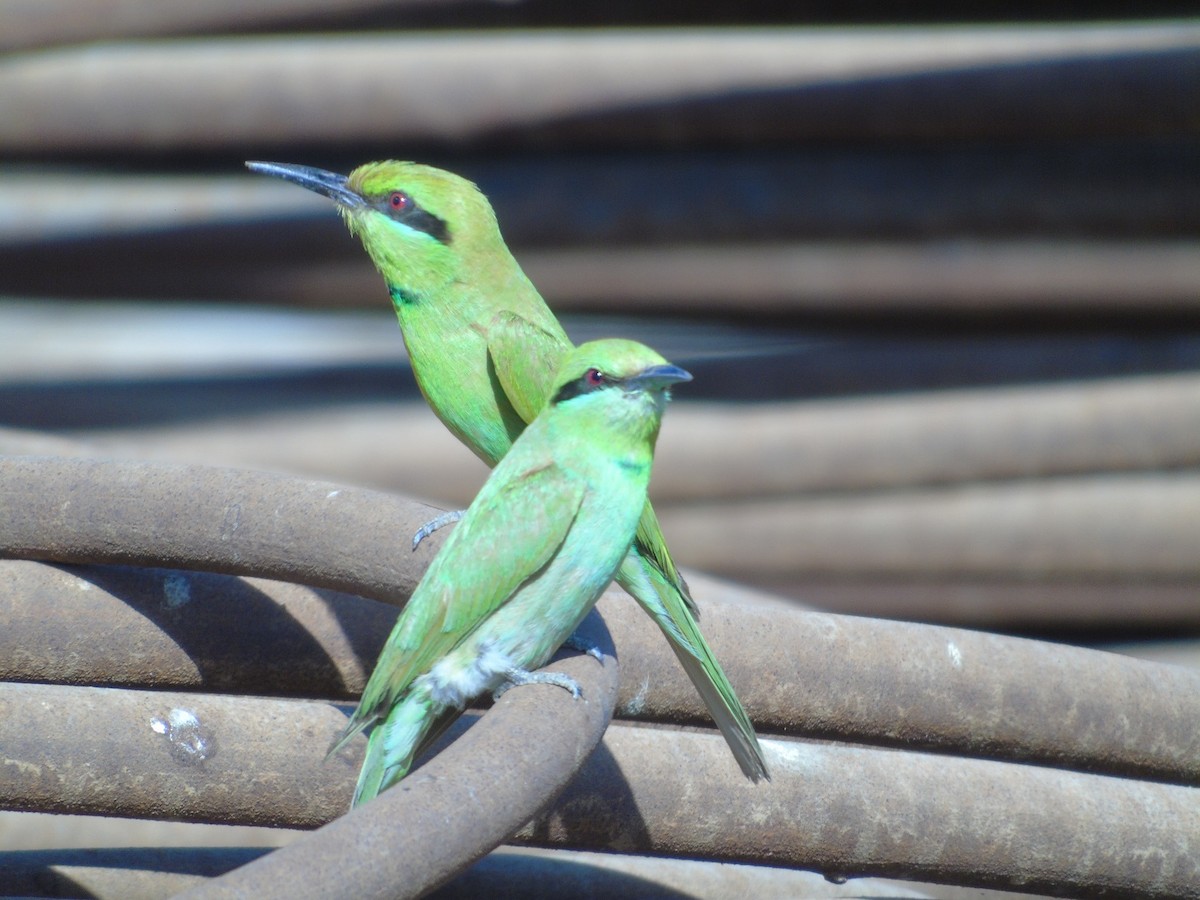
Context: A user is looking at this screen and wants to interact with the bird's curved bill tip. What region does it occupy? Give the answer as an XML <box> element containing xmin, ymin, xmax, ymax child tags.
<box><xmin>633</xmin><ymin>364</ymin><xmax>693</xmax><ymax>388</ymax></box>
<box><xmin>245</xmin><ymin>161</ymin><xmax>364</xmax><ymax>208</ymax></box>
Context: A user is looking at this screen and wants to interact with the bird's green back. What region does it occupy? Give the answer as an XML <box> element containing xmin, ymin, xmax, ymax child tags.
<box><xmin>333</xmin><ymin>339</ymin><xmax>676</xmax><ymax>758</ymax></box>
<box><xmin>247</xmin><ymin>158</ymin><xmax>769</xmax><ymax>782</ymax></box>
<box><xmin>345</xmin><ymin>162</ymin><xmax>571</xmax><ymax>465</ymax></box>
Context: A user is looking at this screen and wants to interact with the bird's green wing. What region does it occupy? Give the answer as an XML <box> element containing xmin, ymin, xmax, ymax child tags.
<box><xmin>342</xmin><ymin>462</ymin><xmax>586</xmax><ymax>744</ymax></box>
<box><xmin>433</xmin><ymin>461</ymin><xmax>585</xmax><ymax>634</ymax></box>
<box><xmin>484</xmin><ymin>310</ymin><xmax>767</xmax><ymax>783</ymax></box>
<box><xmin>483</xmin><ymin>310</ymin><xmax>572</xmax><ymax>424</ymax></box>
<box><xmin>486</xmin><ymin>310</ymin><xmax>695</xmax><ymax>613</ymax></box>
<box><xmin>632</xmin><ymin>500</ymin><xmax>697</xmax><ymax>615</ymax></box>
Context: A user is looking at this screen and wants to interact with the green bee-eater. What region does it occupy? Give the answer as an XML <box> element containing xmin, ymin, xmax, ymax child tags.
<box><xmin>248</xmin><ymin>160</ymin><xmax>768</xmax><ymax>782</ymax></box>
<box><xmin>332</xmin><ymin>339</ymin><xmax>690</xmax><ymax>804</ymax></box>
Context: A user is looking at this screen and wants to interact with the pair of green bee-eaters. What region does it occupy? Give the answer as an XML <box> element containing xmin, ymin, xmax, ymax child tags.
<box><xmin>248</xmin><ymin>160</ymin><xmax>769</xmax><ymax>805</ymax></box>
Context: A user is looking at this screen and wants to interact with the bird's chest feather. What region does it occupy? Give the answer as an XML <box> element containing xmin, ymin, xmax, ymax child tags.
<box><xmin>395</xmin><ymin>303</ymin><xmax>524</xmax><ymax>464</ymax></box>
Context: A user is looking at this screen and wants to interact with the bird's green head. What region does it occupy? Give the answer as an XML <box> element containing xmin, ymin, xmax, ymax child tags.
<box><xmin>246</xmin><ymin>160</ymin><xmax>509</xmax><ymax>306</ymax></box>
<box><xmin>547</xmin><ymin>339</ymin><xmax>691</xmax><ymax>443</ymax></box>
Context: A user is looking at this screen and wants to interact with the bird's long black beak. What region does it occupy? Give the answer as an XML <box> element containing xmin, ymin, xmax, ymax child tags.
<box><xmin>629</xmin><ymin>364</ymin><xmax>693</xmax><ymax>390</ymax></box>
<box><xmin>246</xmin><ymin>161</ymin><xmax>366</xmax><ymax>210</ymax></box>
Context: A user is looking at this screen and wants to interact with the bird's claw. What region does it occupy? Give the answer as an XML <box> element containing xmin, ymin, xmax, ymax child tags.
<box><xmin>411</xmin><ymin>509</ymin><xmax>465</xmax><ymax>550</ymax></box>
<box><xmin>563</xmin><ymin>632</ymin><xmax>605</xmax><ymax>663</ymax></box>
<box><xmin>496</xmin><ymin>666</ymin><xmax>582</xmax><ymax>701</ymax></box>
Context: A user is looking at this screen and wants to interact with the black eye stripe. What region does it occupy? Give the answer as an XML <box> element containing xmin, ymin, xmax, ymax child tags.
<box><xmin>373</xmin><ymin>193</ymin><xmax>451</xmax><ymax>244</ymax></box>
<box><xmin>552</xmin><ymin>370</ymin><xmax>617</xmax><ymax>405</ymax></box>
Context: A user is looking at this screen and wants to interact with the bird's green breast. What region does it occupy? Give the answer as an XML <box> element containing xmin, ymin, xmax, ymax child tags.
<box><xmin>391</xmin><ymin>290</ymin><xmax>526</xmax><ymax>466</ymax></box>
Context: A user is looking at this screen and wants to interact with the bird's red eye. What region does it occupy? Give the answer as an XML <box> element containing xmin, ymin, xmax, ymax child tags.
<box><xmin>586</xmin><ymin>368</ymin><xmax>605</xmax><ymax>386</ymax></box>
<box><xmin>389</xmin><ymin>191</ymin><xmax>411</xmax><ymax>210</ymax></box>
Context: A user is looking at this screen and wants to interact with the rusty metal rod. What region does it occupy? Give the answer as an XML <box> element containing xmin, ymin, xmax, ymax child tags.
<box><xmin>0</xmin><ymin>559</ymin><xmax>785</xmax><ymax>698</ymax></box>
<box><xmin>658</xmin><ymin>472</ymin><xmax>1200</xmax><ymax>579</ymax></box>
<box><xmin>4</xmin><ymin>456</ymin><xmax>1200</xmax><ymax>784</ymax></box>
<box><xmin>0</xmin><ymin>844</ymin><xmax>1040</xmax><ymax>899</ymax></box>
<box><xmin>516</xmin><ymin>727</ymin><xmax>1200</xmax><ymax>900</ymax></box>
<box><xmin>5</xmin><ymin>553</ymin><xmax>1200</xmax><ymax>787</ymax></box>
<box><xmin>523</xmin><ymin>240</ymin><xmax>1200</xmax><ymax>314</ymax></box>
<box><xmin>767</xmin><ymin>578</ymin><xmax>1200</xmax><ymax>629</ymax></box>
<box><xmin>0</xmin><ymin>560</ymin><xmax>389</xmax><ymax>698</ymax></box>
<box><xmin>0</xmin><ymin>681</ymin><xmax>357</xmax><ymax>826</ymax></box>
<box><xmin>0</xmin><ymin>0</ymin><xmax>411</xmax><ymax>52</ymax></box>
<box><xmin>32</xmin><ymin>239</ymin><xmax>1200</xmax><ymax>314</ymax></box>
<box><xmin>7</xmin><ymin>140</ymin><xmax>1197</xmax><ymax>248</ymax></box>
<box><xmin>1</xmin><ymin>26</ymin><xmax>1196</xmax><ymax>152</ymax></box>
<box><xmin>0</xmin><ymin>847</ymin><xmax>268</xmax><ymax>897</ymax></box>
<box><xmin>70</xmin><ymin>371</ymin><xmax>1200</xmax><ymax>506</ymax></box>
<box><xmin>651</xmin><ymin>372</ymin><xmax>1200</xmax><ymax>501</ymax></box>
<box><xmin>0</xmin><ymin>639</ymin><xmax>619</xmax><ymax>898</ymax></box>
<box><xmin>599</xmin><ymin>585</ymin><xmax>1200</xmax><ymax>786</ymax></box>
<box><xmin>4</xmin><ymin>168</ymin><xmax>1199</xmax><ymax>307</ymax></box>
<box><xmin>180</xmin><ymin>646</ymin><xmax>620</xmax><ymax>899</ymax></box>
<box><xmin>0</xmin><ymin>455</ymin><xmax>443</xmax><ymax>604</ymax></box>
<box><xmin>1</xmin><ymin>680</ymin><xmax>1194</xmax><ymax>898</ymax></box>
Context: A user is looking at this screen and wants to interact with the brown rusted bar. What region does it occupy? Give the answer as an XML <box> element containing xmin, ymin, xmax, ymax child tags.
<box><xmin>3</xmin><ymin>455</ymin><xmax>1200</xmax><ymax>785</ymax></box>
<box><xmin>5</xmin><ymin>552</ymin><xmax>1200</xmax><ymax>788</ymax></box>
<box><xmin>2</xmin><ymin>679</ymin><xmax>1194</xmax><ymax>899</ymax></box>
<box><xmin>6</xmin><ymin>148</ymin><xmax>1197</xmax><ymax>257</ymax></box>
<box><xmin>72</xmin><ymin>371</ymin><xmax>1200</xmax><ymax>506</ymax></box>
<box><xmin>651</xmin><ymin>372</ymin><xmax>1200</xmax><ymax>501</ymax></box>
<box><xmin>6</xmin><ymin>171</ymin><xmax>1200</xmax><ymax>308</ymax></box>
<box><xmin>515</xmin><ymin>726</ymin><xmax>1200</xmax><ymax>900</ymax></box>
<box><xmin>179</xmin><ymin>645</ymin><xmax>619</xmax><ymax>899</ymax></box>
<box><xmin>0</xmin><ymin>455</ymin><xmax>444</xmax><ymax>605</ymax></box>
<box><xmin>0</xmin><ymin>560</ymin><xmax>781</xmax><ymax>699</ymax></box>
<box><xmin>0</xmin><ymin>0</ymin><xmax>409</xmax><ymax>52</ymax></box>
<box><xmin>768</xmin><ymin>577</ymin><xmax>1200</xmax><ymax>629</ymax></box>
<box><xmin>0</xmin><ymin>642</ymin><xmax>619</xmax><ymax>897</ymax></box>
<box><xmin>0</xmin><ymin>681</ymin><xmax>355</xmax><ymax>825</ymax></box>
<box><xmin>1</xmin><ymin>26</ymin><xmax>1196</xmax><ymax>152</ymax></box>
<box><xmin>658</xmin><ymin>473</ymin><xmax>1200</xmax><ymax>580</ymax></box>
<box><xmin>0</xmin><ymin>559</ymin><xmax>390</xmax><ymax>697</ymax></box>
<box><xmin>524</xmin><ymin>240</ymin><xmax>1200</xmax><ymax>314</ymax></box>
<box><xmin>0</xmin><ymin>846</ymin><xmax>1048</xmax><ymax>900</ymax></box>
<box><xmin>597</xmin><ymin>586</ymin><xmax>1200</xmax><ymax>786</ymax></box>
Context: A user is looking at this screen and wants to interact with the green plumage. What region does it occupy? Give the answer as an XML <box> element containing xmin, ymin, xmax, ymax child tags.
<box><xmin>248</xmin><ymin>159</ymin><xmax>768</xmax><ymax>783</ymax></box>
<box><xmin>329</xmin><ymin>340</ymin><xmax>689</xmax><ymax>804</ymax></box>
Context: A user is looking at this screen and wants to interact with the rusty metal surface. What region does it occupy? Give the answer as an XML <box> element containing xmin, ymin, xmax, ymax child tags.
<box><xmin>769</xmin><ymin>578</ymin><xmax>1200</xmax><ymax>629</ymax></box>
<box><xmin>0</xmin><ymin>681</ymin><xmax>354</xmax><ymax>826</ymax></box>
<box><xmin>0</xmin><ymin>560</ymin><xmax>387</xmax><ymax>696</ymax></box>
<box><xmin>4</xmin><ymin>454</ymin><xmax>1200</xmax><ymax>896</ymax></box>
<box><xmin>3</xmin><ymin>452</ymin><xmax>1199</xmax><ymax>786</ymax></box>
<box><xmin>5</xmin><ymin>553</ymin><xmax>1200</xmax><ymax>789</ymax></box>
<box><xmin>2</xmin><ymin>27</ymin><xmax>1196</xmax><ymax>153</ymax></box>
<box><xmin>3</xmin><ymin>677</ymin><xmax>1195</xmax><ymax>899</ymax></box>
<box><xmin>599</xmin><ymin>588</ymin><xmax>1200</xmax><ymax>785</ymax></box>
<box><xmin>0</xmin><ymin>647</ymin><xmax>619</xmax><ymax>898</ymax></box>
<box><xmin>0</xmin><ymin>845</ymin><xmax>1051</xmax><ymax>899</ymax></box>
<box><xmin>659</xmin><ymin>473</ymin><xmax>1200</xmax><ymax>581</ymax></box>
<box><xmin>517</xmin><ymin>726</ymin><xmax>1200</xmax><ymax>900</ymax></box>
<box><xmin>177</xmin><ymin>645</ymin><xmax>619</xmax><ymax>900</ymax></box>
<box><xmin>0</xmin><ymin>848</ymin><xmax>267</xmax><ymax>899</ymax></box>
<box><xmin>0</xmin><ymin>455</ymin><xmax>443</xmax><ymax>604</ymax></box>
<box><xmin>40</xmin><ymin>371</ymin><xmax>1200</xmax><ymax>512</ymax></box>
<box><xmin>0</xmin><ymin>454</ymin><xmax>622</xmax><ymax>896</ymax></box>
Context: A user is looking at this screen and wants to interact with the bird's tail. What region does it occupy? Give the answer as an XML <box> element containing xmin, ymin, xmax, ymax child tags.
<box><xmin>618</xmin><ymin>538</ymin><xmax>769</xmax><ymax>782</ymax></box>
<box><xmin>351</xmin><ymin>695</ymin><xmax>437</xmax><ymax>807</ymax></box>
